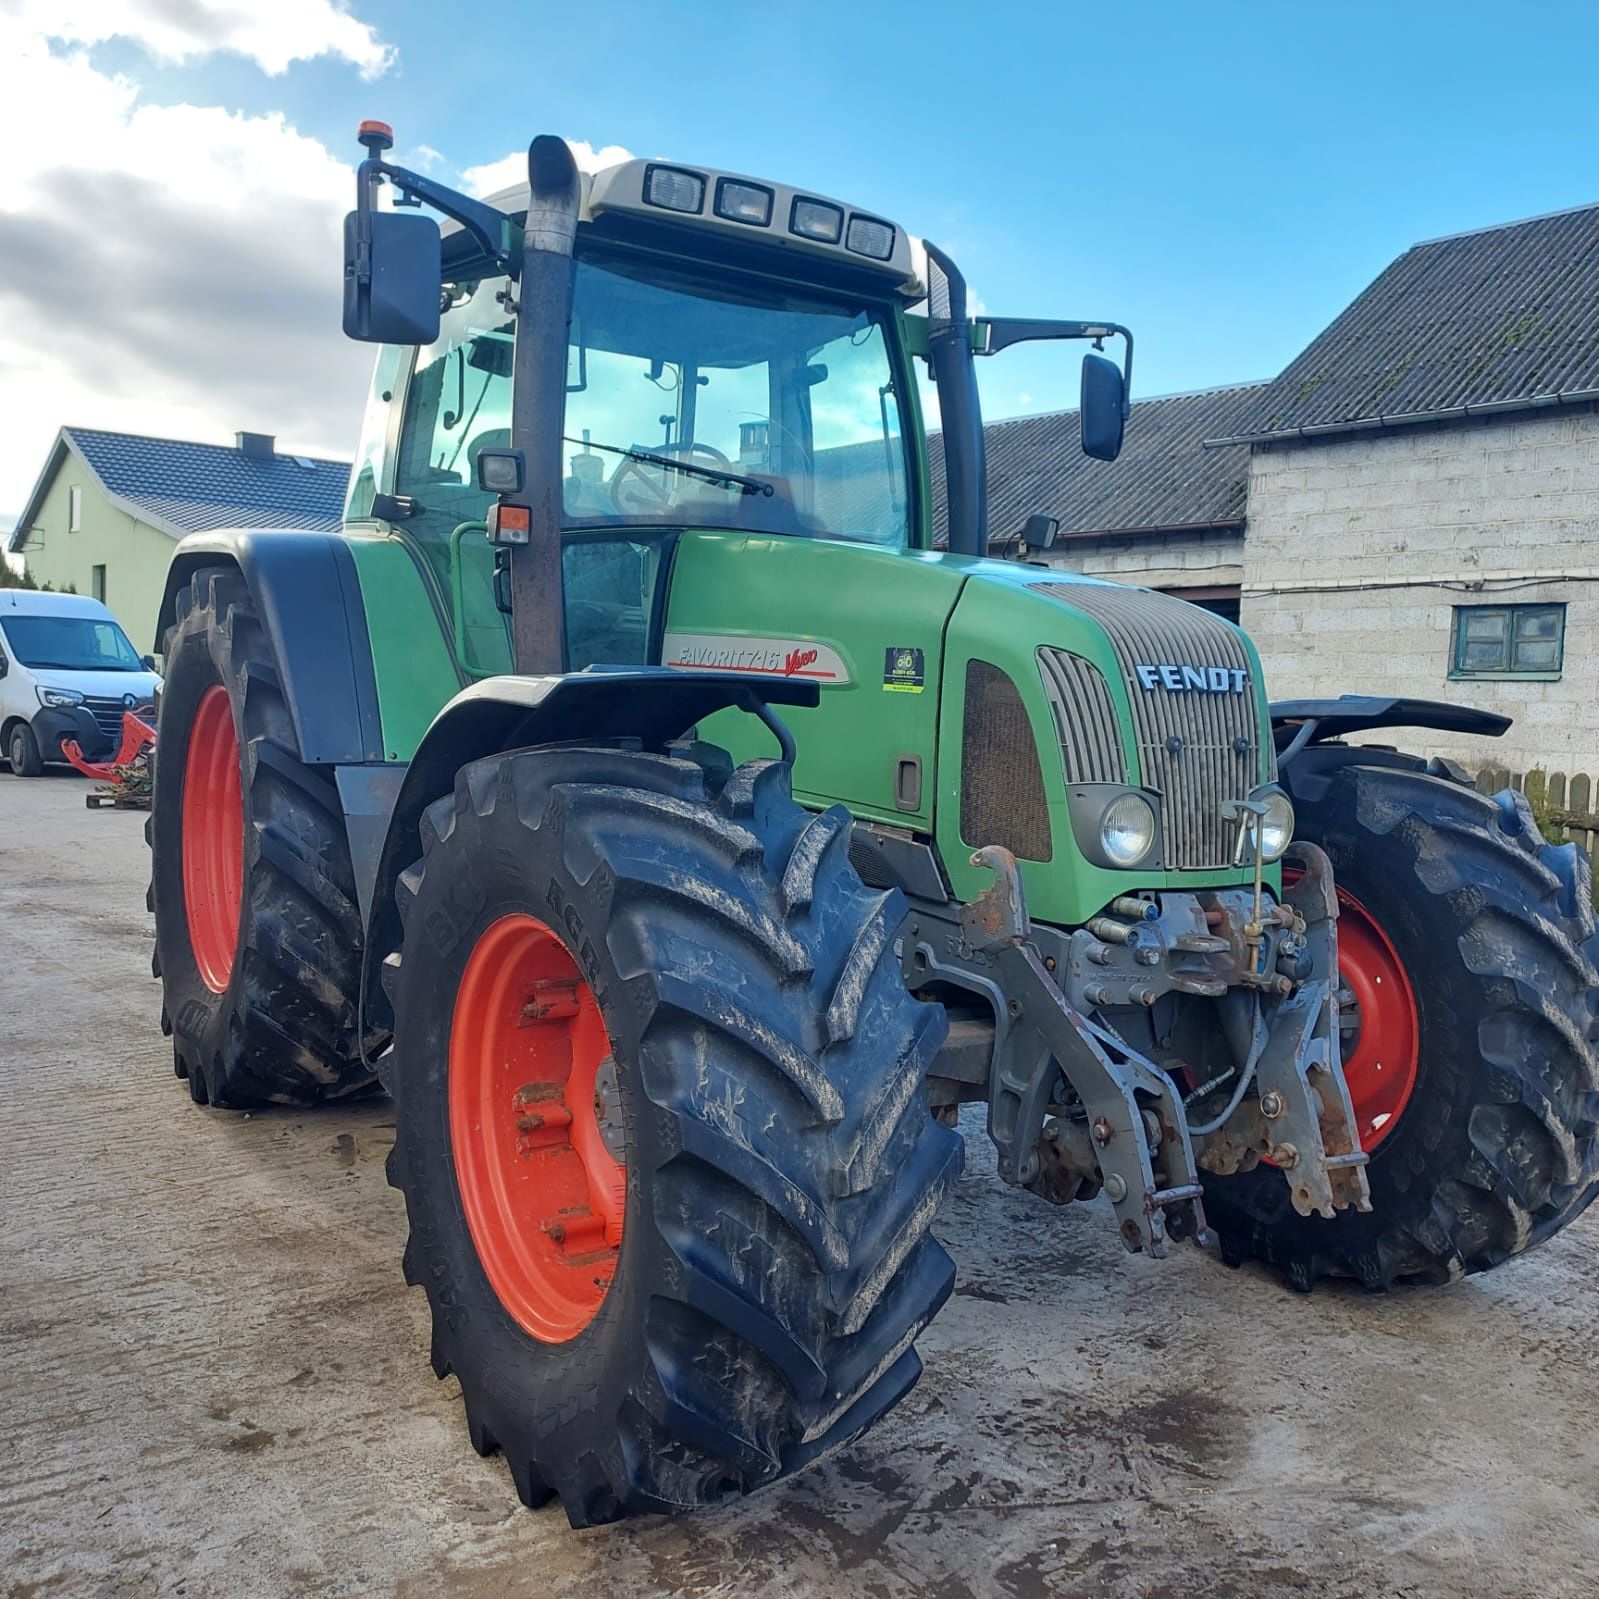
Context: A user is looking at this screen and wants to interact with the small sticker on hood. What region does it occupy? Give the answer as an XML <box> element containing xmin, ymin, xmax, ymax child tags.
<box><xmin>882</xmin><ymin>646</ymin><xmax>925</xmax><ymax>693</ymax></box>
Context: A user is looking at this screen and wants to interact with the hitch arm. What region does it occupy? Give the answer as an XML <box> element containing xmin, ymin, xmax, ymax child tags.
<box><xmin>961</xmin><ymin>847</ymin><xmax>1207</xmax><ymax>1257</ymax></box>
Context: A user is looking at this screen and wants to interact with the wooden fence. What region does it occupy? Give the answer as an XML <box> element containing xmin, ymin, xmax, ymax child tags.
<box><xmin>1474</xmin><ymin>766</ymin><xmax>1599</xmax><ymax>859</ymax></box>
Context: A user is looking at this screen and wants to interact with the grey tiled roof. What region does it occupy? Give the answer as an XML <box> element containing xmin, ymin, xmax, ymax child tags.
<box><xmin>66</xmin><ymin>428</ymin><xmax>350</xmax><ymax>533</ymax></box>
<box><xmin>1213</xmin><ymin>202</ymin><xmax>1599</xmax><ymax>444</ymax></box>
<box><xmin>931</xmin><ymin>381</ymin><xmax>1265</xmax><ymax>547</ymax></box>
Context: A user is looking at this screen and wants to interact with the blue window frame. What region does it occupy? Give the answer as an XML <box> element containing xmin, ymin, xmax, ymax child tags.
<box><xmin>1450</xmin><ymin>602</ymin><xmax>1565</xmax><ymax>680</ymax></box>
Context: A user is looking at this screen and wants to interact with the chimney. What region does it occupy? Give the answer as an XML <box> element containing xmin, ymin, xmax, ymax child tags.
<box><xmin>236</xmin><ymin>431</ymin><xmax>275</xmax><ymax>462</ymax></box>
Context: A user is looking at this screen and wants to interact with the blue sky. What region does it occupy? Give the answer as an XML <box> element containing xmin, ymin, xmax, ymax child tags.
<box><xmin>5</xmin><ymin>0</ymin><xmax>1599</xmax><ymax>518</ymax></box>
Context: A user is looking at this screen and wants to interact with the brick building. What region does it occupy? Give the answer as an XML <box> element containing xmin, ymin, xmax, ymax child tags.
<box><xmin>1210</xmin><ymin>203</ymin><xmax>1599</xmax><ymax>775</ymax></box>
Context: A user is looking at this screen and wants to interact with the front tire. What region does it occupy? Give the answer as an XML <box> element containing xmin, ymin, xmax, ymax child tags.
<box><xmin>383</xmin><ymin>744</ymin><xmax>960</xmax><ymax>1525</ymax></box>
<box><xmin>148</xmin><ymin>566</ymin><xmax>373</xmax><ymax>1107</ymax></box>
<box><xmin>8</xmin><ymin>722</ymin><xmax>42</xmax><ymax>777</ymax></box>
<box><xmin>1203</xmin><ymin>754</ymin><xmax>1599</xmax><ymax>1288</ymax></box>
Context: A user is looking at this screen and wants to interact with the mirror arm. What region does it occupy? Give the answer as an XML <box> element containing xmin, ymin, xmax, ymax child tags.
<box><xmin>356</xmin><ymin>149</ymin><xmax>521</xmax><ymax>279</ymax></box>
<box><xmin>977</xmin><ymin>318</ymin><xmax>1134</xmax><ymax>418</ymax></box>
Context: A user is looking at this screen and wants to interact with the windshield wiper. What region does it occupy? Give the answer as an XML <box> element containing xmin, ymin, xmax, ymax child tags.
<box><xmin>562</xmin><ymin>437</ymin><xmax>774</xmax><ymax>498</ymax></box>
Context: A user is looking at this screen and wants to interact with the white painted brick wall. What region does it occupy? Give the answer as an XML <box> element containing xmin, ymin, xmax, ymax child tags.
<box><xmin>1242</xmin><ymin>408</ymin><xmax>1599</xmax><ymax>775</ymax></box>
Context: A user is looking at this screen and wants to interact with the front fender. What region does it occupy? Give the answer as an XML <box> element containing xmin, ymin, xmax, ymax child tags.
<box><xmin>156</xmin><ymin>530</ymin><xmax>385</xmax><ymax>765</ymax></box>
<box><xmin>361</xmin><ymin>668</ymin><xmax>819</xmax><ymax>1031</ymax></box>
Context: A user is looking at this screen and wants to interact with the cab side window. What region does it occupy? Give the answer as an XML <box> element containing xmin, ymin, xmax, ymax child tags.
<box><xmin>394</xmin><ymin>277</ymin><xmax>515</xmax><ymax>547</ymax></box>
<box><xmin>344</xmin><ymin>344</ymin><xmax>406</xmax><ymax>523</ymax></box>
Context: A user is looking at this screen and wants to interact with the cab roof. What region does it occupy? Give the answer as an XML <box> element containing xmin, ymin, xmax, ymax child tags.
<box><xmin>466</xmin><ymin>151</ymin><xmax>921</xmax><ymax>298</ymax></box>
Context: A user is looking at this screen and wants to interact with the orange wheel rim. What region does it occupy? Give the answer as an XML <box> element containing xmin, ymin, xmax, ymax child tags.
<box><xmin>1332</xmin><ymin>881</ymin><xmax>1420</xmax><ymax>1151</ymax></box>
<box><xmin>1286</xmin><ymin>868</ymin><xmax>1420</xmax><ymax>1151</ymax></box>
<box><xmin>449</xmin><ymin>913</ymin><xmax>626</xmax><ymax>1343</ymax></box>
<box><xmin>181</xmin><ymin>684</ymin><xmax>243</xmax><ymax>994</ymax></box>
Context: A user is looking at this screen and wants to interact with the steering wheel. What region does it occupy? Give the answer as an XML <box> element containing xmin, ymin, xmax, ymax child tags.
<box><xmin>610</xmin><ymin>441</ymin><xmax>734</xmax><ymax>514</ymax></box>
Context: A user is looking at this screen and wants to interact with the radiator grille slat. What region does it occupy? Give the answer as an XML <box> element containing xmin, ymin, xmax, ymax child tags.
<box><xmin>81</xmin><ymin>696</ymin><xmax>135</xmax><ymax>743</ymax></box>
<box><xmin>1037</xmin><ymin>650</ymin><xmax>1127</xmax><ymax>785</ymax></box>
<box><xmin>1035</xmin><ymin>583</ymin><xmax>1263</xmax><ymax>870</ymax></box>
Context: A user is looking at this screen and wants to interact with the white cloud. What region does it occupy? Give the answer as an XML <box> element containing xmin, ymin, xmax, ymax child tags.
<box><xmin>0</xmin><ymin>17</ymin><xmax>381</xmax><ymax>517</ymax></box>
<box><xmin>6</xmin><ymin>0</ymin><xmax>396</xmax><ymax>77</ymax></box>
<box><xmin>462</xmin><ymin>140</ymin><xmax>636</xmax><ymax>200</ymax></box>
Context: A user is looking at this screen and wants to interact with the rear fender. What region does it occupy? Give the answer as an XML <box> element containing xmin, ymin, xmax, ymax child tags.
<box><xmin>1271</xmin><ymin>694</ymin><xmax>1510</xmax><ymax>745</ymax></box>
<box><xmin>361</xmin><ymin>669</ymin><xmax>820</xmax><ymax>1032</ymax></box>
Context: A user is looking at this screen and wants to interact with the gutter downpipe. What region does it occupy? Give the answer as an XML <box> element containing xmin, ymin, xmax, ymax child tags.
<box><xmin>924</xmin><ymin>241</ymin><xmax>987</xmax><ymax>558</ymax></box>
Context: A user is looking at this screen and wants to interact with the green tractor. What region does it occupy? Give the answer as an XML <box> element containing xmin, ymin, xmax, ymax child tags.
<box><xmin>147</xmin><ymin>124</ymin><xmax>1599</xmax><ymax>1526</ymax></box>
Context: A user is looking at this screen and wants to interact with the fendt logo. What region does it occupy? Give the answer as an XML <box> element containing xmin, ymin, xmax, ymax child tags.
<box><xmin>1135</xmin><ymin>663</ymin><xmax>1250</xmax><ymax>694</ymax></box>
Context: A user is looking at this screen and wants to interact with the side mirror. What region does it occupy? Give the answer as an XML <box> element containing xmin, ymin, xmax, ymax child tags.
<box><xmin>1080</xmin><ymin>353</ymin><xmax>1126</xmax><ymax>462</ymax></box>
<box><xmin>343</xmin><ymin>209</ymin><xmax>442</xmax><ymax>344</ymax></box>
<box><xmin>1021</xmin><ymin>513</ymin><xmax>1059</xmax><ymax>551</ymax></box>
<box><xmin>142</xmin><ymin>654</ymin><xmax>157</xmax><ymax>672</ymax></box>
<box><xmin>0</xmin><ymin>653</ymin><xmax>8</xmax><ymax>679</ymax></box>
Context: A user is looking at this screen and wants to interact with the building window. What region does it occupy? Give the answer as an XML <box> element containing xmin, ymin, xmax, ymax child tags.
<box><xmin>91</xmin><ymin>565</ymin><xmax>107</xmax><ymax>603</ymax></box>
<box><xmin>68</xmin><ymin>485</ymin><xmax>82</xmax><ymax>533</ymax></box>
<box><xmin>1451</xmin><ymin>603</ymin><xmax>1565</xmax><ymax>679</ymax></box>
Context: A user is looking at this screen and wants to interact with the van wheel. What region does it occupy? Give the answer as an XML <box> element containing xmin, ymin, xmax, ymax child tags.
<box><xmin>8</xmin><ymin>723</ymin><xmax>43</xmax><ymax>777</ymax></box>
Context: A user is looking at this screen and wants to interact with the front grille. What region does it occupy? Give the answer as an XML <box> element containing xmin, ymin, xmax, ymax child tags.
<box><xmin>81</xmin><ymin>696</ymin><xmax>134</xmax><ymax>744</ymax></box>
<box><xmin>1037</xmin><ymin>649</ymin><xmax>1128</xmax><ymax>784</ymax></box>
<box><xmin>1035</xmin><ymin>584</ymin><xmax>1265</xmax><ymax>870</ymax></box>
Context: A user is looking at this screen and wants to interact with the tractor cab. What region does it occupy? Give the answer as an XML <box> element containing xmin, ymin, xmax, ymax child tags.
<box><xmin>341</xmin><ymin>127</ymin><xmax>1131</xmax><ymax>686</ymax></box>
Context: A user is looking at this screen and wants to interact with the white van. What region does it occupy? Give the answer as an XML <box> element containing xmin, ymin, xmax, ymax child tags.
<box><xmin>0</xmin><ymin>590</ymin><xmax>162</xmax><ymax>776</ymax></box>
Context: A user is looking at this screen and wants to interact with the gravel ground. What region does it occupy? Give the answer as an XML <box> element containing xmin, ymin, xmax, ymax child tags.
<box><xmin>3</xmin><ymin>767</ymin><xmax>1598</xmax><ymax>1599</ymax></box>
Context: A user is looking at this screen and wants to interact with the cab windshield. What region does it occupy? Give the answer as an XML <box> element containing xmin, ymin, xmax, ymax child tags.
<box><xmin>3</xmin><ymin>614</ymin><xmax>143</xmax><ymax>672</ymax></box>
<box><xmin>562</xmin><ymin>247</ymin><xmax>912</xmax><ymax>545</ymax></box>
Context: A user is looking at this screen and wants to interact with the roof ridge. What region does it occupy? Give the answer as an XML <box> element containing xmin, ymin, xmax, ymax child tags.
<box><xmin>1409</xmin><ymin>196</ymin><xmax>1599</xmax><ymax>250</ymax></box>
<box><xmin>64</xmin><ymin>425</ymin><xmax>348</xmax><ymax>467</ymax></box>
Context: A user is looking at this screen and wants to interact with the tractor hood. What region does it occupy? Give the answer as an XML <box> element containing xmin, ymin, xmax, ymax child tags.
<box><xmin>936</xmin><ymin>557</ymin><xmax>1273</xmax><ymax>918</ymax></box>
<box><xmin>662</xmin><ymin>530</ymin><xmax>1272</xmax><ymax>927</ymax></box>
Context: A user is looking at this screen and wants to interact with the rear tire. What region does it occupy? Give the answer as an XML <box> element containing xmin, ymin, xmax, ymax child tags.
<box><xmin>8</xmin><ymin>723</ymin><xmax>42</xmax><ymax>777</ymax></box>
<box><xmin>1203</xmin><ymin>754</ymin><xmax>1599</xmax><ymax>1288</ymax></box>
<box><xmin>148</xmin><ymin>565</ymin><xmax>374</xmax><ymax>1107</ymax></box>
<box><xmin>382</xmin><ymin>744</ymin><xmax>960</xmax><ymax>1525</ymax></box>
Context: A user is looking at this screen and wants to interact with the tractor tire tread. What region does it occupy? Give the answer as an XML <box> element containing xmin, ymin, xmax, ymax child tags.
<box><xmin>148</xmin><ymin>564</ymin><xmax>374</xmax><ymax>1108</ymax></box>
<box><xmin>383</xmin><ymin>744</ymin><xmax>958</xmax><ymax>1526</ymax></box>
<box><xmin>1204</xmin><ymin>758</ymin><xmax>1599</xmax><ymax>1288</ymax></box>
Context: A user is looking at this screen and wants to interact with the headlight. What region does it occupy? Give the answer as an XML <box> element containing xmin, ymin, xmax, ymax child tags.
<box><xmin>714</xmin><ymin>178</ymin><xmax>773</xmax><ymax>227</ymax></box>
<box><xmin>845</xmin><ymin>214</ymin><xmax>896</xmax><ymax>260</ymax></box>
<box><xmin>37</xmin><ymin>686</ymin><xmax>84</xmax><ymax>709</ymax></box>
<box><xmin>790</xmin><ymin>196</ymin><xmax>844</xmax><ymax>243</ymax></box>
<box><xmin>642</xmin><ymin>164</ymin><xmax>704</xmax><ymax>214</ymax></box>
<box><xmin>1252</xmin><ymin>785</ymin><xmax>1295</xmax><ymax>862</ymax></box>
<box><xmin>1101</xmin><ymin>792</ymin><xmax>1157</xmax><ymax>867</ymax></box>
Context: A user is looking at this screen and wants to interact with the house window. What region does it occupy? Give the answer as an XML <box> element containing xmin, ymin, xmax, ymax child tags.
<box><xmin>68</xmin><ymin>485</ymin><xmax>82</xmax><ymax>533</ymax></box>
<box><xmin>1451</xmin><ymin>603</ymin><xmax>1565</xmax><ymax>679</ymax></box>
<box><xmin>91</xmin><ymin>565</ymin><xmax>107</xmax><ymax>603</ymax></box>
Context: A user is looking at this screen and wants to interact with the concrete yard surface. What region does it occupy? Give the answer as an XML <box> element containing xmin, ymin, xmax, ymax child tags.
<box><xmin>3</xmin><ymin>767</ymin><xmax>1598</xmax><ymax>1598</ymax></box>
